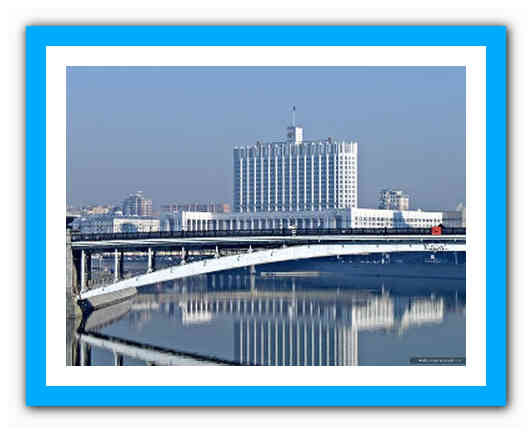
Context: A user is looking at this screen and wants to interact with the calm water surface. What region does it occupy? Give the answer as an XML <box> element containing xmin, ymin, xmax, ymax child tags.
<box><xmin>71</xmin><ymin>264</ymin><xmax>466</xmax><ymax>366</ymax></box>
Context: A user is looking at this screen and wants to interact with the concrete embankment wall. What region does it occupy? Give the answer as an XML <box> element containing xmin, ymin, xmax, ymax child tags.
<box><xmin>66</xmin><ymin>229</ymin><xmax>83</xmax><ymax>318</ymax></box>
<box><xmin>79</xmin><ymin>287</ymin><xmax>137</xmax><ymax>313</ymax></box>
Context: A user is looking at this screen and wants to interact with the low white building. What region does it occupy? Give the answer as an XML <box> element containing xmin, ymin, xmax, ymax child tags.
<box><xmin>78</xmin><ymin>215</ymin><xmax>160</xmax><ymax>234</ymax></box>
<box><xmin>162</xmin><ymin>208</ymin><xmax>443</xmax><ymax>232</ymax></box>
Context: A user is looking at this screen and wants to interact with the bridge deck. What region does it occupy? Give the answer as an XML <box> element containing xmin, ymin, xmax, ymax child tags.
<box><xmin>72</xmin><ymin>234</ymin><xmax>466</xmax><ymax>251</ymax></box>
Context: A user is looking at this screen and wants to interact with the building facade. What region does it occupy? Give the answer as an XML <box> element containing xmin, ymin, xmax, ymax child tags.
<box><xmin>172</xmin><ymin>208</ymin><xmax>443</xmax><ymax>232</ymax></box>
<box><xmin>378</xmin><ymin>189</ymin><xmax>410</xmax><ymax>211</ymax></box>
<box><xmin>122</xmin><ymin>191</ymin><xmax>153</xmax><ymax>217</ymax></box>
<box><xmin>441</xmin><ymin>211</ymin><xmax>463</xmax><ymax>228</ymax></box>
<box><xmin>233</xmin><ymin>124</ymin><xmax>358</xmax><ymax>213</ymax></box>
<box><xmin>81</xmin><ymin>205</ymin><xmax>111</xmax><ymax>216</ymax></box>
<box><xmin>441</xmin><ymin>206</ymin><xmax>466</xmax><ymax>228</ymax></box>
<box><xmin>161</xmin><ymin>202</ymin><xmax>230</xmax><ymax>214</ymax></box>
<box><xmin>77</xmin><ymin>215</ymin><xmax>160</xmax><ymax>234</ymax></box>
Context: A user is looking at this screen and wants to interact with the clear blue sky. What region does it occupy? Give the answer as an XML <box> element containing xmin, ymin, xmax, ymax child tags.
<box><xmin>67</xmin><ymin>66</ymin><xmax>465</xmax><ymax>211</ymax></box>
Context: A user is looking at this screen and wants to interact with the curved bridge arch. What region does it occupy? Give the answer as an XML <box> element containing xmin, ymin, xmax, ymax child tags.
<box><xmin>81</xmin><ymin>242</ymin><xmax>465</xmax><ymax>301</ymax></box>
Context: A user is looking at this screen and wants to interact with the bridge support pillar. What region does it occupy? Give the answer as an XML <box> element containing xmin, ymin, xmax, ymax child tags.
<box><xmin>180</xmin><ymin>247</ymin><xmax>187</xmax><ymax>265</ymax></box>
<box><xmin>249</xmin><ymin>264</ymin><xmax>256</xmax><ymax>275</ymax></box>
<box><xmin>80</xmin><ymin>249</ymin><xmax>91</xmax><ymax>293</ymax></box>
<box><xmin>80</xmin><ymin>250</ymin><xmax>86</xmax><ymax>292</ymax></box>
<box><xmin>114</xmin><ymin>249</ymin><xmax>124</xmax><ymax>282</ymax></box>
<box><xmin>148</xmin><ymin>248</ymin><xmax>155</xmax><ymax>273</ymax></box>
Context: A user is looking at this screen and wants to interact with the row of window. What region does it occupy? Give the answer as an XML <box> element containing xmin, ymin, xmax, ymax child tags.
<box><xmin>353</xmin><ymin>216</ymin><xmax>439</xmax><ymax>223</ymax></box>
<box><xmin>183</xmin><ymin>219</ymin><xmax>437</xmax><ymax>229</ymax></box>
<box><xmin>233</xmin><ymin>148</ymin><xmax>357</xmax><ymax>157</ymax></box>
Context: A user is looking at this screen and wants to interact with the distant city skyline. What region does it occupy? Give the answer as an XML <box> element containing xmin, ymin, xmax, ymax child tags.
<box><xmin>67</xmin><ymin>66</ymin><xmax>466</xmax><ymax>211</ymax></box>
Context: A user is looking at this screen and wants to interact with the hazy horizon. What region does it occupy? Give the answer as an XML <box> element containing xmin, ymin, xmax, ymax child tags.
<box><xmin>67</xmin><ymin>66</ymin><xmax>466</xmax><ymax>212</ymax></box>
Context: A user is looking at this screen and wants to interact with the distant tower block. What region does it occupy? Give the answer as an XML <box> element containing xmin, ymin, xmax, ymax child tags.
<box><xmin>378</xmin><ymin>189</ymin><xmax>410</xmax><ymax>211</ymax></box>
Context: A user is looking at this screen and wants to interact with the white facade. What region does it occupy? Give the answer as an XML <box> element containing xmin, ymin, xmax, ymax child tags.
<box><xmin>174</xmin><ymin>208</ymin><xmax>443</xmax><ymax>232</ymax></box>
<box><xmin>78</xmin><ymin>215</ymin><xmax>160</xmax><ymax>234</ymax></box>
<box><xmin>233</xmin><ymin>125</ymin><xmax>358</xmax><ymax>213</ymax></box>
<box><xmin>345</xmin><ymin>208</ymin><xmax>441</xmax><ymax>229</ymax></box>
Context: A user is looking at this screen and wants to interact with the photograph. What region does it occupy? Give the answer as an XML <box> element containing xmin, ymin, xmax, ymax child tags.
<box><xmin>24</xmin><ymin>25</ymin><xmax>506</xmax><ymax>406</ymax></box>
<box><xmin>66</xmin><ymin>65</ymin><xmax>467</xmax><ymax>367</ymax></box>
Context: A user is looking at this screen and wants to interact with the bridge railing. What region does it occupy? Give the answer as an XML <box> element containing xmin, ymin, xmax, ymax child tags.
<box><xmin>71</xmin><ymin>227</ymin><xmax>466</xmax><ymax>242</ymax></box>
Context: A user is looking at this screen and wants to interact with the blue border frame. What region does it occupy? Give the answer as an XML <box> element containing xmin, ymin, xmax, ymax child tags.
<box><xmin>26</xmin><ymin>26</ymin><xmax>506</xmax><ymax>406</ymax></box>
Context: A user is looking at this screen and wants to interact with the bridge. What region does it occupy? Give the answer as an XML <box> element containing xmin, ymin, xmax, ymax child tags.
<box><xmin>66</xmin><ymin>227</ymin><xmax>466</xmax><ymax>318</ymax></box>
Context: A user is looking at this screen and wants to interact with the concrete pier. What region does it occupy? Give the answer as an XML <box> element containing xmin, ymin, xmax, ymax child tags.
<box><xmin>66</xmin><ymin>228</ymin><xmax>83</xmax><ymax>319</ymax></box>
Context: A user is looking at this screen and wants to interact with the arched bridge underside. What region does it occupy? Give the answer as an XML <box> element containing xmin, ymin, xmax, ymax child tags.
<box><xmin>80</xmin><ymin>241</ymin><xmax>465</xmax><ymax>302</ymax></box>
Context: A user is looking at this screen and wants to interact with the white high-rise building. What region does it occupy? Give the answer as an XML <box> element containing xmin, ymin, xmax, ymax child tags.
<box><xmin>233</xmin><ymin>111</ymin><xmax>358</xmax><ymax>213</ymax></box>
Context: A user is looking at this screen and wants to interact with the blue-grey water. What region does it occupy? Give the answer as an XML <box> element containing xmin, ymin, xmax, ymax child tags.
<box><xmin>72</xmin><ymin>258</ymin><xmax>466</xmax><ymax>366</ymax></box>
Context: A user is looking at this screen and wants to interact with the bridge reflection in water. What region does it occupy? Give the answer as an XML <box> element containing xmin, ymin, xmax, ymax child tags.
<box><xmin>68</xmin><ymin>272</ymin><xmax>465</xmax><ymax>366</ymax></box>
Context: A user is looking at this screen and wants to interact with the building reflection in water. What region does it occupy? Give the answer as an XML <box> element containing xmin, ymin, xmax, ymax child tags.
<box><xmin>70</xmin><ymin>271</ymin><xmax>465</xmax><ymax>366</ymax></box>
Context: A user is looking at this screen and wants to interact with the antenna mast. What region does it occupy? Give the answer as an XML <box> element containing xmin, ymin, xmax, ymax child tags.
<box><xmin>292</xmin><ymin>105</ymin><xmax>296</xmax><ymax>127</ymax></box>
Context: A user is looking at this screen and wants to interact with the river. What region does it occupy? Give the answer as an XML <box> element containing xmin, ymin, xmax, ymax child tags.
<box><xmin>69</xmin><ymin>257</ymin><xmax>466</xmax><ymax>366</ymax></box>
